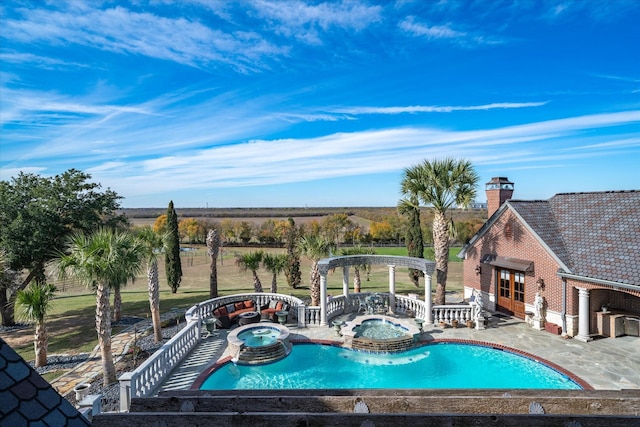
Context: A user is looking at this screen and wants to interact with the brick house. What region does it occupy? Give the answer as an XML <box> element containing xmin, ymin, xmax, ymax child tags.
<box><xmin>458</xmin><ymin>178</ymin><xmax>640</xmax><ymax>341</ymax></box>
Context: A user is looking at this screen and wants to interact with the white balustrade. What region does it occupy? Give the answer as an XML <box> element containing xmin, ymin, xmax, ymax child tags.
<box><xmin>119</xmin><ymin>321</ymin><xmax>199</xmax><ymax>412</ymax></box>
<box><xmin>432</xmin><ymin>304</ymin><xmax>473</xmax><ymax>324</ymax></box>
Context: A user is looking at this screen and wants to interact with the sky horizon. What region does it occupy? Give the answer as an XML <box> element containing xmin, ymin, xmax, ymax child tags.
<box><xmin>1</xmin><ymin>1</ymin><xmax>639</xmax><ymax>208</ymax></box>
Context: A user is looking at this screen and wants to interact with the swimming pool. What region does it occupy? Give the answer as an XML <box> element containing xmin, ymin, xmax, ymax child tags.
<box><xmin>199</xmin><ymin>342</ymin><xmax>582</xmax><ymax>390</ymax></box>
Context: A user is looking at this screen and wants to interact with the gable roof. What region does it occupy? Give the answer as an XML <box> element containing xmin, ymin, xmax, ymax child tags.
<box><xmin>0</xmin><ymin>337</ymin><xmax>90</xmax><ymax>427</ymax></box>
<box><xmin>461</xmin><ymin>190</ymin><xmax>640</xmax><ymax>287</ymax></box>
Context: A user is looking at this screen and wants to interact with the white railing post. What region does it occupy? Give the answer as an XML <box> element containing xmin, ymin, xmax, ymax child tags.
<box><xmin>119</xmin><ymin>372</ymin><xmax>133</xmax><ymax>412</ymax></box>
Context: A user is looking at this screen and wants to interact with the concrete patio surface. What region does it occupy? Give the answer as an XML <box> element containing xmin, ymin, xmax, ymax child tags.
<box><xmin>156</xmin><ymin>312</ymin><xmax>640</xmax><ymax>394</ymax></box>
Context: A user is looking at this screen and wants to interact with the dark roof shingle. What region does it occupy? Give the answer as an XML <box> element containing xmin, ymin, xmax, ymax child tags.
<box><xmin>510</xmin><ymin>190</ymin><xmax>640</xmax><ymax>285</ymax></box>
<box><xmin>0</xmin><ymin>337</ymin><xmax>90</xmax><ymax>427</ymax></box>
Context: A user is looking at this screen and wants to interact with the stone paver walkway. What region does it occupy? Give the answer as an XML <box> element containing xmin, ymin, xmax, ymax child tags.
<box><xmin>50</xmin><ymin>310</ymin><xmax>184</xmax><ymax>397</ymax></box>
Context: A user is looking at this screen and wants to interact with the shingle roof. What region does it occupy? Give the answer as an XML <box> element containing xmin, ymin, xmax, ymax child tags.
<box><xmin>0</xmin><ymin>337</ymin><xmax>90</xmax><ymax>427</ymax></box>
<box><xmin>509</xmin><ymin>190</ymin><xmax>640</xmax><ymax>286</ymax></box>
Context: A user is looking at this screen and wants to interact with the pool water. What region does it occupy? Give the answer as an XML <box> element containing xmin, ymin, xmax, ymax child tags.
<box><xmin>200</xmin><ymin>343</ymin><xmax>581</xmax><ymax>390</ymax></box>
<box><xmin>354</xmin><ymin>319</ymin><xmax>408</xmax><ymax>339</ymax></box>
<box><xmin>237</xmin><ymin>327</ymin><xmax>280</xmax><ymax>347</ymax></box>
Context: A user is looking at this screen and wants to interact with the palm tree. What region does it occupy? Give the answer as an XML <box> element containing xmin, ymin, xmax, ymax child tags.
<box><xmin>15</xmin><ymin>282</ymin><xmax>56</xmax><ymax>367</ymax></box>
<box><xmin>400</xmin><ymin>158</ymin><xmax>478</xmax><ymax>305</ymax></box>
<box><xmin>135</xmin><ymin>226</ymin><xmax>165</xmax><ymax>342</ymax></box>
<box><xmin>235</xmin><ymin>251</ymin><xmax>264</xmax><ymax>293</ymax></box>
<box><xmin>298</xmin><ymin>235</ymin><xmax>334</xmax><ymax>306</ymax></box>
<box><xmin>111</xmin><ymin>281</ymin><xmax>125</xmax><ymax>323</ymax></box>
<box><xmin>398</xmin><ymin>196</ymin><xmax>424</xmax><ymax>287</ymax></box>
<box><xmin>340</xmin><ymin>246</ymin><xmax>375</xmax><ymax>293</ymax></box>
<box><xmin>55</xmin><ymin>229</ymin><xmax>144</xmax><ymax>386</ymax></box>
<box><xmin>262</xmin><ymin>253</ymin><xmax>288</xmax><ymax>294</ymax></box>
<box><xmin>206</xmin><ymin>228</ymin><xmax>221</xmax><ymax>298</ymax></box>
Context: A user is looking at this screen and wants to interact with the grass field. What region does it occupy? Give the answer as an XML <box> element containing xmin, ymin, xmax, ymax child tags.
<box><xmin>1</xmin><ymin>246</ymin><xmax>463</xmax><ymax>362</ymax></box>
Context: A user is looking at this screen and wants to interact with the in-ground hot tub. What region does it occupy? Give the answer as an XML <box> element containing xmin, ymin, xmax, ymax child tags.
<box><xmin>341</xmin><ymin>315</ymin><xmax>421</xmax><ymax>353</ymax></box>
<box><xmin>227</xmin><ymin>323</ymin><xmax>291</xmax><ymax>364</ymax></box>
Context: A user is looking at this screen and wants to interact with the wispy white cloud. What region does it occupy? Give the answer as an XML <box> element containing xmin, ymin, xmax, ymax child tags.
<box><xmin>250</xmin><ymin>0</ymin><xmax>383</xmax><ymax>44</ymax></box>
<box><xmin>0</xmin><ymin>52</ymin><xmax>92</xmax><ymax>70</ymax></box>
<box><xmin>1</xmin><ymin>4</ymin><xmax>288</xmax><ymax>72</ymax></box>
<box><xmin>334</xmin><ymin>102</ymin><xmax>548</xmax><ymax>115</ymax></box>
<box><xmin>398</xmin><ymin>16</ymin><xmax>503</xmax><ymax>46</ymax></box>
<box><xmin>65</xmin><ymin>110</ymin><xmax>639</xmax><ymax>199</ymax></box>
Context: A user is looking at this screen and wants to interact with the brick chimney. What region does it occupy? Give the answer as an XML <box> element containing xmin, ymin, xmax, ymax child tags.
<box><xmin>485</xmin><ymin>177</ymin><xmax>514</xmax><ymax>217</ymax></box>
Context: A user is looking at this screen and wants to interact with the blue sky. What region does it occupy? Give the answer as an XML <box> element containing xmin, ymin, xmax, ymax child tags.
<box><xmin>1</xmin><ymin>1</ymin><xmax>639</xmax><ymax>208</ymax></box>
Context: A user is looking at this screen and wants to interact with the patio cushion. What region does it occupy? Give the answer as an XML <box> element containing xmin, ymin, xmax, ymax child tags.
<box><xmin>225</xmin><ymin>303</ymin><xmax>236</xmax><ymax>313</ymax></box>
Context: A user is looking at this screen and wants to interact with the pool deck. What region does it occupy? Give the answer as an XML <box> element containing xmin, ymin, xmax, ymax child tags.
<box><xmin>156</xmin><ymin>312</ymin><xmax>640</xmax><ymax>394</ymax></box>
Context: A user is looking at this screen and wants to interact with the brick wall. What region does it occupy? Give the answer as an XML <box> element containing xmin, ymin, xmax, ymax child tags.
<box><xmin>463</xmin><ymin>209</ymin><xmax>566</xmax><ymax>312</ymax></box>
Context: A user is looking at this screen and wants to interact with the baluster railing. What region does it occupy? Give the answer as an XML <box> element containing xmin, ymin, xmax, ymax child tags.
<box><xmin>119</xmin><ymin>320</ymin><xmax>199</xmax><ymax>412</ymax></box>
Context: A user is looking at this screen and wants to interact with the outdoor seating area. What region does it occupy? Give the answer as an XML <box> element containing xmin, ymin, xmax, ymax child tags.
<box><xmin>260</xmin><ymin>299</ymin><xmax>291</xmax><ymax>322</ymax></box>
<box><xmin>211</xmin><ymin>299</ymin><xmax>256</xmax><ymax>329</ymax></box>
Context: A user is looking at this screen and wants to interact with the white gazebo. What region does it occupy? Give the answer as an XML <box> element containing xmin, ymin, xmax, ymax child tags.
<box><xmin>317</xmin><ymin>255</ymin><xmax>436</xmax><ymax>327</ymax></box>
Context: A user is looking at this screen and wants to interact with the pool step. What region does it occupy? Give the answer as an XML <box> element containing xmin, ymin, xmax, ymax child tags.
<box><xmin>352</xmin><ymin>335</ymin><xmax>414</xmax><ymax>353</ymax></box>
<box><xmin>237</xmin><ymin>341</ymin><xmax>287</xmax><ymax>365</ymax></box>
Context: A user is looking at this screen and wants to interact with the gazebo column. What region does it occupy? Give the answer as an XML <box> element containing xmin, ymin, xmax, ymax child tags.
<box><xmin>388</xmin><ymin>264</ymin><xmax>396</xmax><ymax>313</ymax></box>
<box><xmin>320</xmin><ymin>273</ymin><xmax>328</xmax><ymax>327</ymax></box>
<box><xmin>424</xmin><ymin>271</ymin><xmax>433</xmax><ymax>324</ymax></box>
<box><xmin>575</xmin><ymin>287</ymin><xmax>592</xmax><ymax>342</ymax></box>
<box><xmin>342</xmin><ymin>266</ymin><xmax>350</xmax><ymax>297</ymax></box>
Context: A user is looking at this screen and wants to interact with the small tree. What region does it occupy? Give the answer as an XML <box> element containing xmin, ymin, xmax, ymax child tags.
<box><xmin>15</xmin><ymin>282</ymin><xmax>57</xmax><ymax>367</ymax></box>
<box><xmin>399</xmin><ymin>196</ymin><xmax>424</xmax><ymax>287</ymax></box>
<box><xmin>283</xmin><ymin>218</ymin><xmax>302</xmax><ymax>289</ymax></box>
<box><xmin>206</xmin><ymin>228</ymin><xmax>221</xmax><ymax>298</ymax></box>
<box><xmin>165</xmin><ymin>201</ymin><xmax>182</xmax><ymax>293</ymax></box>
<box><xmin>235</xmin><ymin>251</ymin><xmax>264</xmax><ymax>293</ymax></box>
<box><xmin>262</xmin><ymin>253</ymin><xmax>288</xmax><ymax>294</ymax></box>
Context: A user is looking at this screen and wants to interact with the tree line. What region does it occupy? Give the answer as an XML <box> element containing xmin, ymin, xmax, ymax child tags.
<box><xmin>151</xmin><ymin>210</ymin><xmax>484</xmax><ymax>247</ymax></box>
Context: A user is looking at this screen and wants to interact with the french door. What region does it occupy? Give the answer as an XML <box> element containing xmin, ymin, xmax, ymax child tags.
<box><xmin>496</xmin><ymin>269</ymin><xmax>525</xmax><ymax>318</ymax></box>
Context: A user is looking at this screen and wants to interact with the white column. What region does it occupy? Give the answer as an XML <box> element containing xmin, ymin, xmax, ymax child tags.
<box><xmin>388</xmin><ymin>265</ymin><xmax>396</xmax><ymax>314</ymax></box>
<box><xmin>320</xmin><ymin>273</ymin><xmax>328</xmax><ymax>326</ymax></box>
<box><xmin>424</xmin><ymin>271</ymin><xmax>433</xmax><ymax>324</ymax></box>
<box><xmin>575</xmin><ymin>287</ymin><xmax>592</xmax><ymax>342</ymax></box>
<box><xmin>342</xmin><ymin>266</ymin><xmax>350</xmax><ymax>297</ymax></box>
